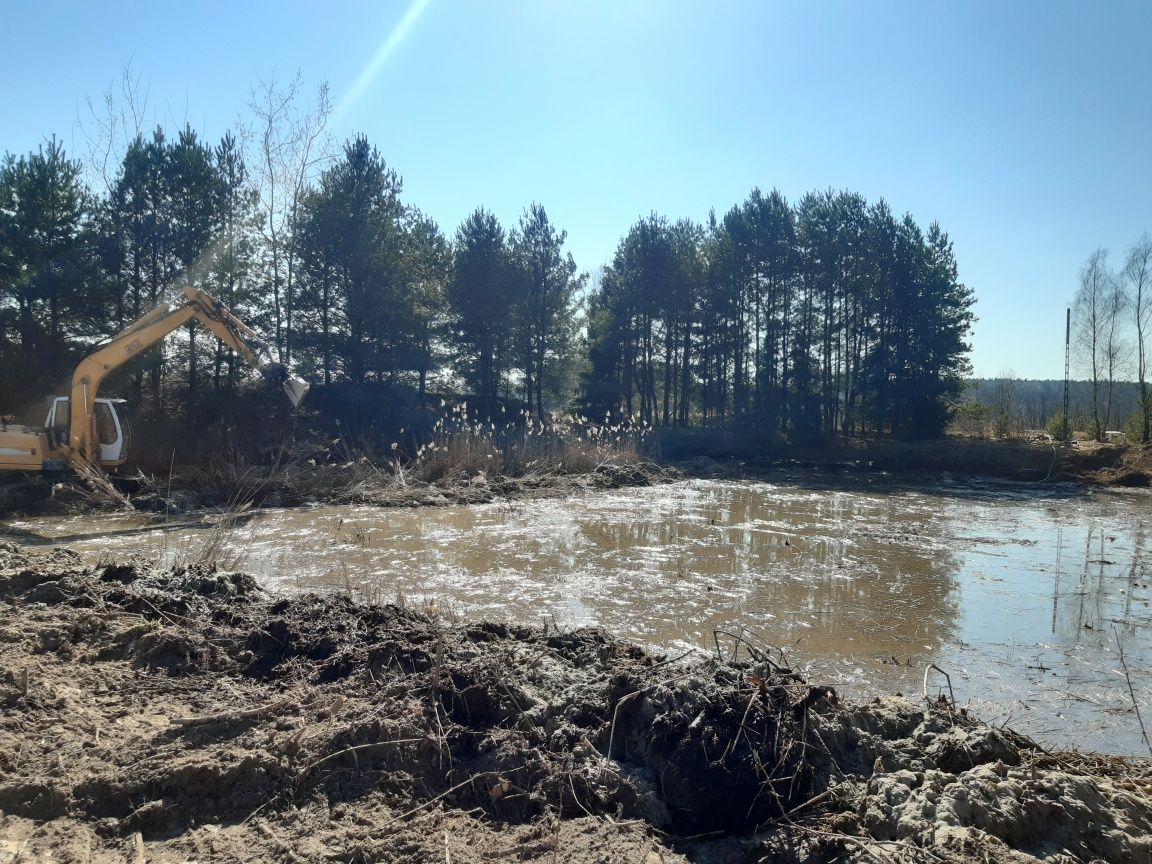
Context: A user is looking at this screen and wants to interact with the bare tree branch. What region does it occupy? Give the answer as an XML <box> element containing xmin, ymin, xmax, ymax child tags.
<box><xmin>246</xmin><ymin>73</ymin><xmax>333</xmax><ymax>364</ymax></box>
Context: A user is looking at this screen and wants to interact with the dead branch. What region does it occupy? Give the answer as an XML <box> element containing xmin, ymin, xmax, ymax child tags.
<box><xmin>371</xmin><ymin>766</ymin><xmax>528</xmax><ymax>834</ymax></box>
<box><xmin>922</xmin><ymin>663</ymin><xmax>955</xmax><ymax>707</ymax></box>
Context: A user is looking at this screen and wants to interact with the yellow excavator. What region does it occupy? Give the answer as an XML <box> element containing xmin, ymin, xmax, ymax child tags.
<box><xmin>0</xmin><ymin>286</ymin><xmax>307</xmax><ymax>474</ymax></box>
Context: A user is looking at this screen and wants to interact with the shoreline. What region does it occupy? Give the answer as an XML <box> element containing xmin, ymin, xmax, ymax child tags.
<box><xmin>1</xmin><ymin>436</ymin><xmax>1149</xmax><ymax>520</ymax></box>
<box><xmin>669</xmin><ymin>436</ymin><xmax>1152</xmax><ymax>489</ymax></box>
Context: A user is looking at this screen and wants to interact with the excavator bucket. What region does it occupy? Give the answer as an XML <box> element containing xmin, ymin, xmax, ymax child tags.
<box><xmin>260</xmin><ymin>362</ymin><xmax>308</xmax><ymax>407</ymax></box>
<box><xmin>282</xmin><ymin>375</ymin><xmax>309</xmax><ymax>407</ymax></box>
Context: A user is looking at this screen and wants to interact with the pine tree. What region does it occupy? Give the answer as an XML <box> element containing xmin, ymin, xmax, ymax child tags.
<box><xmin>510</xmin><ymin>203</ymin><xmax>583</xmax><ymax>418</ymax></box>
<box><xmin>166</xmin><ymin>126</ymin><xmax>225</xmax><ymax>400</ymax></box>
<box><xmin>404</xmin><ymin>212</ymin><xmax>450</xmax><ymax>396</ymax></box>
<box><xmin>294</xmin><ymin>135</ymin><xmax>405</xmax><ymax>387</ymax></box>
<box><xmin>206</xmin><ymin>132</ymin><xmax>260</xmax><ymax>394</ymax></box>
<box><xmin>0</xmin><ymin>138</ymin><xmax>92</xmax><ymax>409</ymax></box>
<box><xmin>447</xmin><ymin>208</ymin><xmax>518</xmax><ymax>414</ymax></box>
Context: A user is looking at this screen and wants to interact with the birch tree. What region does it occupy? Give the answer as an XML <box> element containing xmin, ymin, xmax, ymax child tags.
<box><xmin>1123</xmin><ymin>235</ymin><xmax>1152</xmax><ymax>443</ymax></box>
<box><xmin>247</xmin><ymin>74</ymin><xmax>332</xmax><ymax>366</ymax></box>
<box><xmin>1074</xmin><ymin>249</ymin><xmax>1115</xmax><ymax>441</ymax></box>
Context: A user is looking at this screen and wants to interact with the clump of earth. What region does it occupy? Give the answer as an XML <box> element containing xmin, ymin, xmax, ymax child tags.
<box><xmin>1</xmin><ymin>540</ymin><xmax>1149</xmax><ymax>863</ymax></box>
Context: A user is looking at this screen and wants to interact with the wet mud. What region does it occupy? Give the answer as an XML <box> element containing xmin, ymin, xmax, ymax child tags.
<box><xmin>2</xmin><ymin>542</ymin><xmax>1149</xmax><ymax>863</ymax></box>
<box><xmin>4</xmin><ymin>438</ymin><xmax>1150</xmax><ymax>524</ymax></box>
<box><xmin>679</xmin><ymin>439</ymin><xmax>1152</xmax><ymax>491</ymax></box>
<box><xmin>0</xmin><ymin>458</ymin><xmax>677</xmax><ymax>519</ymax></box>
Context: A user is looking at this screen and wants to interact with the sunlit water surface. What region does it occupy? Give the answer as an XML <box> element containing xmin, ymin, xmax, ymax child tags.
<box><xmin>7</xmin><ymin>479</ymin><xmax>1151</xmax><ymax>756</ymax></box>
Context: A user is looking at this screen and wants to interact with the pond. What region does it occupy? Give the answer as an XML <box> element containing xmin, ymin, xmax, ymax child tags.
<box><xmin>7</xmin><ymin>478</ymin><xmax>1150</xmax><ymax>756</ymax></box>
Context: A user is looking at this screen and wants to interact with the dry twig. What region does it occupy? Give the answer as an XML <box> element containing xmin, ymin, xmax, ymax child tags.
<box><xmin>372</xmin><ymin>766</ymin><xmax>528</xmax><ymax>834</ymax></box>
<box><xmin>72</xmin><ymin>457</ymin><xmax>133</xmax><ymax>511</ymax></box>
<box><xmin>922</xmin><ymin>663</ymin><xmax>955</xmax><ymax>706</ymax></box>
<box><xmin>1114</xmin><ymin>630</ymin><xmax>1152</xmax><ymax>758</ymax></box>
<box><xmin>299</xmin><ymin>737</ymin><xmax>422</xmax><ymax>776</ymax></box>
<box><xmin>256</xmin><ymin>821</ymin><xmax>306</xmax><ymax>864</ymax></box>
<box><xmin>602</xmin><ymin>671</ymin><xmax>698</xmax><ymax>779</ymax></box>
<box><xmin>755</xmin><ymin>780</ymin><xmax>853</xmax><ymax>830</ymax></box>
<box><xmin>171</xmin><ymin>696</ymin><xmax>294</xmax><ymax>729</ymax></box>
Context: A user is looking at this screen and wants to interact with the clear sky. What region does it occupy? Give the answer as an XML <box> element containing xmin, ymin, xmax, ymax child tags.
<box><xmin>2</xmin><ymin>0</ymin><xmax>1149</xmax><ymax>379</ymax></box>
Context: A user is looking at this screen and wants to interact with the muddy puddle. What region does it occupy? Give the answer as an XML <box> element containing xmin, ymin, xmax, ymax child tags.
<box><xmin>5</xmin><ymin>479</ymin><xmax>1150</xmax><ymax>756</ymax></box>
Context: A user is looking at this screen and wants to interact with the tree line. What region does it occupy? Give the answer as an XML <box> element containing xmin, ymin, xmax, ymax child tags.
<box><xmin>584</xmin><ymin>190</ymin><xmax>975</xmax><ymax>439</ymax></box>
<box><xmin>1</xmin><ymin>85</ymin><xmax>976</xmax><ymax>442</ymax></box>
<box><xmin>957</xmin><ymin>377</ymin><xmax>1144</xmax><ymax>439</ymax></box>
<box><xmin>0</xmin><ymin>128</ymin><xmax>583</xmax><ymax>424</ymax></box>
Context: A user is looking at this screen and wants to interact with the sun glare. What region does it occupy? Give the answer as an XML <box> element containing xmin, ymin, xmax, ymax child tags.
<box><xmin>335</xmin><ymin>0</ymin><xmax>435</xmax><ymax>121</ymax></box>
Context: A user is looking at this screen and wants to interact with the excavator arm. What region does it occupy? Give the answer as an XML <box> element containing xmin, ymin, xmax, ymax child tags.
<box><xmin>66</xmin><ymin>286</ymin><xmax>307</xmax><ymax>464</ymax></box>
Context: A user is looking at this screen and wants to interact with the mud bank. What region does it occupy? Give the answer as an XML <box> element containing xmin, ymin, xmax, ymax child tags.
<box><xmin>4</xmin><ymin>438</ymin><xmax>1148</xmax><ymax>521</ymax></box>
<box><xmin>0</xmin><ymin>458</ymin><xmax>678</xmax><ymax>519</ymax></box>
<box><xmin>675</xmin><ymin>438</ymin><xmax>1152</xmax><ymax>491</ymax></box>
<box><xmin>2</xmin><ymin>543</ymin><xmax>1149</xmax><ymax>863</ymax></box>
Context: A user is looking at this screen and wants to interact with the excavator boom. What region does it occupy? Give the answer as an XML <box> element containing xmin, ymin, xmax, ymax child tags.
<box><xmin>0</xmin><ymin>286</ymin><xmax>306</xmax><ymax>473</ymax></box>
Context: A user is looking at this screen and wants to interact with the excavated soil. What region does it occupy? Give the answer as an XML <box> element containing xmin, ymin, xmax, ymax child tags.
<box><xmin>0</xmin><ymin>459</ymin><xmax>678</xmax><ymax>518</ymax></box>
<box><xmin>1</xmin><ymin>541</ymin><xmax>1150</xmax><ymax>863</ymax></box>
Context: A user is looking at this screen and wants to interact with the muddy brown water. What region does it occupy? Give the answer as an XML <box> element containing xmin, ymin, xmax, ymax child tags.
<box><xmin>6</xmin><ymin>478</ymin><xmax>1151</xmax><ymax>756</ymax></box>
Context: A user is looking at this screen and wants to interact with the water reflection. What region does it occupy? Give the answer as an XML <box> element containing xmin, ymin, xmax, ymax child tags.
<box><xmin>4</xmin><ymin>479</ymin><xmax>1149</xmax><ymax>755</ymax></box>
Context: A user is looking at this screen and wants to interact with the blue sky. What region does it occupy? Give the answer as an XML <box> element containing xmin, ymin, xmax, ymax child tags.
<box><xmin>3</xmin><ymin>0</ymin><xmax>1149</xmax><ymax>379</ymax></box>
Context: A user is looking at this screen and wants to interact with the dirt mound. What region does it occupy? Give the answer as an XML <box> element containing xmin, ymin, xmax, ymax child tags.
<box><xmin>1</xmin><ymin>544</ymin><xmax>1149</xmax><ymax>863</ymax></box>
<box><xmin>1073</xmin><ymin>442</ymin><xmax>1152</xmax><ymax>488</ymax></box>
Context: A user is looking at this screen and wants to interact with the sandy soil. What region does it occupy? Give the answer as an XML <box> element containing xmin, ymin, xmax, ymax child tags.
<box><xmin>2</xmin><ymin>541</ymin><xmax>1150</xmax><ymax>863</ymax></box>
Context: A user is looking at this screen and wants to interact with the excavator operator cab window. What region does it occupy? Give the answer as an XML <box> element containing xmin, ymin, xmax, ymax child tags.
<box><xmin>48</xmin><ymin>398</ymin><xmax>69</xmax><ymax>430</ymax></box>
<box><xmin>95</xmin><ymin>402</ymin><xmax>118</xmax><ymax>445</ymax></box>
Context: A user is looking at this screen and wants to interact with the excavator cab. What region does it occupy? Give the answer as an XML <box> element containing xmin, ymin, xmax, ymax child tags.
<box><xmin>45</xmin><ymin>397</ymin><xmax>131</xmax><ymax>467</ymax></box>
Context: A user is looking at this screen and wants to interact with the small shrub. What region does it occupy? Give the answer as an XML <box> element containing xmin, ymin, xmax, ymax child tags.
<box><xmin>1046</xmin><ymin>410</ymin><xmax>1070</xmax><ymax>442</ymax></box>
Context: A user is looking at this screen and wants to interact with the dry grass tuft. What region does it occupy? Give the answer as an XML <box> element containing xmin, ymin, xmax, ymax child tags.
<box><xmin>127</xmin><ymin>408</ymin><xmax>661</xmax><ymax>514</ymax></box>
<box><xmin>411</xmin><ymin>407</ymin><xmax>649</xmax><ymax>483</ymax></box>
